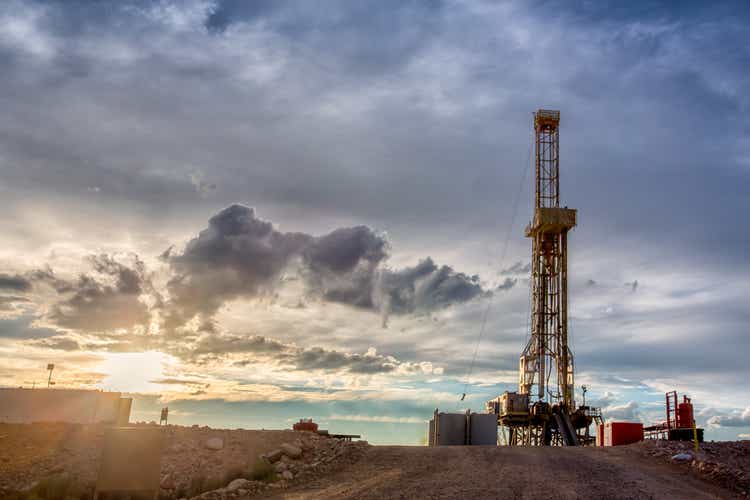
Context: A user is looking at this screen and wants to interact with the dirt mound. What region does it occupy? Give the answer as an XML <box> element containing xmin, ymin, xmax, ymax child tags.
<box><xmin>634</xmin><ymin>439</ymin><xmax>750</xmax><ymax>497</ymax></box>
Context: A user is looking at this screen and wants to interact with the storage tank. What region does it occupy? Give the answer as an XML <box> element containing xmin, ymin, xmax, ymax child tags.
<box><xmin>676</xmin><ymin>396</ymin><xmax>694</xmax><ymax>429</ymax></box>
<box><xmin>469</xmin><ymin>413</ymin><xmax>498</xmax><ymax>445</ymax></box>
<box><xmin>432</xmin><ymin>412</ymin><xmax>467</xmax><ymax>445</ymax></box>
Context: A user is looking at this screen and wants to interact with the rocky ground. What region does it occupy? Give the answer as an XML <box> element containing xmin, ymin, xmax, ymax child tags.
<box><xmin>0</xmin><ymin>422</ymin><xmax>368</xmax><ymax>499</ymax></box>
<box><xmin>635</xmin><ymin>439</ymin><xmax>750</xmax><ymax>497</ymax></box>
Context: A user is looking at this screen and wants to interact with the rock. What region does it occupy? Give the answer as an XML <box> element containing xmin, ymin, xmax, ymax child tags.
<box><xmin>274</xmin><ymin>462</ymin><xmax>287</xmax><ymax>473</ymax></box>
<box><xmin>280</xmin><ymin>443</ymin><xmax>303</xmax><ymax>459</ymax></box>
<box><xmin>672</xmin><ymin>453</ymin><xmax>693</xmax><ymax>462</ymax></box>
<box><xmin>205</xmin><ymin>437</ymin><xmax>224</xmax><ymax>450</ymax></box>
<box><xmin>264</xmin><ymin>448</ymin><xmax>284</xmax><ymax>463</ymax></box>
<box><xmin>282</xmin><ymin>470</ymin><xmax>294</xmax><ymax>480</ymax></box>
<box><xmin>226</xmin><ymin>478</ymin><xmax>252</xmax><ymax>492</ymax></box>
<box><xmin>160</xmin><ymin>472</ymin><xmax>175</xmax><ymax>490</ymax></box>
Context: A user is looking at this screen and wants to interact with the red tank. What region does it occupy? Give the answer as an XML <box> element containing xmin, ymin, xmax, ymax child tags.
<box><xmin>293</xmin><ymin>418</ymin><xmax>319</xmax><ymax>432</ymax></box>
<box><xmin>676</xmin><ymin>396</ymin><xmax>694</xmax><ymax>429</ymax></box>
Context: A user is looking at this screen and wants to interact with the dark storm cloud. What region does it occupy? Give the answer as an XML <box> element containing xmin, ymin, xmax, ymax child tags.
<box><xmin>292</xmin><ymin>347</ymin><xmax>397</xmax><ymax>374</ymax></box>
<box><xmin>189</xmin><ymin>332</ymin><xmax>433</xmax><ymax>375</ymax></box>
<box><xmin>302</xmin><ymin>225</ymin><xmax>389</xmax><ymax>309</ymax></box>
<box><xmin>0</xmin><ymin>273</ymin><xmax>32</xmax><ymax>291</ymax></box>
<box><xmin>165</xmin><ymin>205</ymin><xmax>488</xmax><ymax>328</ymax></box>
<box><xmin>42</xmin><ymin>254</ymin><xmax>152</xmax><ymax>332</ymax></box>
<box><xmin>165</xmin><ymin>204</ymin><xmax>312</xmax><ymax>328</ymax></box>
<box><xmin>193</xmin><ymin>334</ymin><xmax>287</xmax><ymax>357</ymax></box>
<box><xmin>373</xmin><ymin>258</ymin><xmax>487</xmax><ymax>327</ymax></box>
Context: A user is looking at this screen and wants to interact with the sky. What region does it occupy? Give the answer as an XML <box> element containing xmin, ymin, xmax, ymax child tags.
<box><xmin>0</xmin><ymin>0</ymin><xmax>749</xmax><ymax>445</ymax></box>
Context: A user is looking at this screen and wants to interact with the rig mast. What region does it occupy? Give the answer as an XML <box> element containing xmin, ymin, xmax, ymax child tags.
<box><xmin>519</xmin><ymin>109</ymin><xmax>576</xmax><ymax>409</ymax></box>
<box><xmin>487</xmin><ymin>110</ymin><xmax>600</xmax><ymax>446</ymax></box>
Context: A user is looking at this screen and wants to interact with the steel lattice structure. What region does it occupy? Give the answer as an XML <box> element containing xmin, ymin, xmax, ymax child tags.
<box><xmin>487</xmin><ymin>109</ymin><xmax>600</xmax><ymax>447</ymax></box>
<box><xmin>519</xmin><ymin>109</ymin><xmax>577</xmax><ymax>409</ymax></box>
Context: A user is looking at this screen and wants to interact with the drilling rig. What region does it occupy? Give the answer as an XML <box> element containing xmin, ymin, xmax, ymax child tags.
<box><xmin>486</xmin><ymin>110</ymin><xmax>601</xmax><ymax>446</ymax></box>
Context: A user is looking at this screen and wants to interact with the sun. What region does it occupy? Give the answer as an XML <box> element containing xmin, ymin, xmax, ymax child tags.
<box><xmin>97</xmin><ymin>351</ymin><xmax>175</xmax><ymax>393</ymax></box>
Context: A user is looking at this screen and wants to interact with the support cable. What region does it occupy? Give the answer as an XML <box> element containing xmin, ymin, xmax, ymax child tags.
<box><xmin>458</xmin><ymin>146</ymin><xmax>532</xmax><ymax>406</ymax></box>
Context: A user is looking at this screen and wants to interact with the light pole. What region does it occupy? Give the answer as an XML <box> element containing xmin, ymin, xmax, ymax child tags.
<box><xmin>47</xmin><ymin>364</ymin><xmax>55</xmax><ymax>388</ymax></box>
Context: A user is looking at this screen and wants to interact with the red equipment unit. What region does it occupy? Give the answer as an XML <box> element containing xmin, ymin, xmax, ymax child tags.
<box><xmin>677</xmin><ymin>396</ymin><xmax>694</xmax><ymax>429</ymax></box>
<box><xmin>293</xmin><ymin>418</ymin><xmax>319</xmax><ymax>432</ymax></box>
<box><xmin>602</xmin><ymin>422</ymin><xmax>644</xmax><ymax>446</ymax></box>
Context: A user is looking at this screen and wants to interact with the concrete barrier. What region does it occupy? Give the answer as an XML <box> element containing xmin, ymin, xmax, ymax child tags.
<box><xmin>0</xmin><ymin>388</ymin><xmax>132</xmax><ymax>425</ymax></box>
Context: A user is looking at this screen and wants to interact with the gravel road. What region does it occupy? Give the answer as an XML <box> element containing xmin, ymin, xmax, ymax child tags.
<box><xmin>270</xmin><ymin>445</ymin><xmax>740</xmax><ymax>499</ymax></box>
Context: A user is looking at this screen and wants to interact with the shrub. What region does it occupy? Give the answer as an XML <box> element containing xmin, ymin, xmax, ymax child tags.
<box><xmin>248</xmin><ymin>459</ymin><xmax>276</xmax><ymax>483</ymax></box>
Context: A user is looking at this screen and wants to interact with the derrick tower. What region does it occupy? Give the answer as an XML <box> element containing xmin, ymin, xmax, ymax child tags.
<box><xmin>487</xmin><ymin>110</ymin><xmax>600</xmax><ymax>446</ymax></box>
<box><xmin>519</xmin><ymin>109</ymin><xmax>577</xmax><ymax>409</ymax></box>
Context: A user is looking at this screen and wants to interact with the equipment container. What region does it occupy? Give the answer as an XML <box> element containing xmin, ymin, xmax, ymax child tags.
<box><xmin>500</xmin><ymin>391</ymin><xmax>529</xmax><ymax>414</ymax></box>
<box><xmin>603</xmin><ymin>422</ymin><xmax>643</xmax><ymax>446</ymax></box>
<box><xmin>469</xmin><ymin>413</ymin><xmax>498</xmax><ymax>445</ymax></box>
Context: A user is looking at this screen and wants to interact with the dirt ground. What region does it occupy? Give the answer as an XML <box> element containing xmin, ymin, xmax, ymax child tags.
<box><xmin>270</xmin><ymin>445</ymin><xmax>742</xmax><ymax>500</ymax></box>
<box><xmin>2</xmin><ymin>423</ymin><xmax>748</xmax><ymax>499</ymax></box>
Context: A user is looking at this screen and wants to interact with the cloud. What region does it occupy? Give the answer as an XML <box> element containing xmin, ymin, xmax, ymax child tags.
<box><xmin>165</xmin><ymin>204</ymin><xmax>312</xmax><ymax>329</ymax></box>
<box><xmin>374</xmin><ymin>258</ymin><xmax>487</xmax><ymax>326</ymax></box>
<box><xmin>149</xmin><ymin>377</ymin><xmax>209</xmax><ymax>388</ymax></box>
<box><xmin>192</xmin><ymin>334</ymin><xmax>286</xmax><ymax>357</ymax></box>
<box><xmin>301</xmin><ymin>225</ymin><xmax>389</xmax><ymax>309</ymax></box>
<box><xmin>593</xmin><ymin>391</ymin><xmax>618</xmax><ymax>408</ymax></box>
<box><xmin>707</xmin><ymin>408</ymin><xmax>750</xmax><ymax>428</ymax></box>
<box><xmin>165</xmin><ymin>204</ymin><xmax>488</xmax><ymax>329</ymax></box>
<box><xmin>602</xmin><ymin>400</ymin><xmax>640</xmax><ymax>421</ymax></box>
<box><xmin>32</xmin><ymin>336</ymin><xmax>81</xmax><ymax>351</ymax></box>
<box><xmin>188</xmin><ymin>332</ymin><xmax>442</xmax><ymax>376</ymax></box>
<box><xmin>41</xmin><ymin>254</ymin><xmax>153</xmax><ymax>332</ymax></box>
<box><xmin>500</xmin><ymin>262</ymin><xmax>531</xmax><ymax>275</ymax></box>
<box><xmin>496</xmin><ymin>277</ymin><xmax>517</xmax><ymax>291</ymax></box>
<box><xmin>0</xmin><ymin>273</ymin><xmax>32</xmax><ymax>291</ymax></box>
